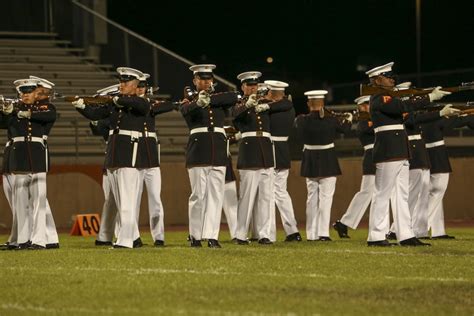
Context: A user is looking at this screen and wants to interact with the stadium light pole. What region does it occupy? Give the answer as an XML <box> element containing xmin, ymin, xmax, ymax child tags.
<box><xmin>416</xmin><ymin>0</ymin><xmax>421</xmax><ymax>86</ymax></box>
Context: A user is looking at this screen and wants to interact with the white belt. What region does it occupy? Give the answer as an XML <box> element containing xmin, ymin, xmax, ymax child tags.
<box><xmin>374</xmin><ymin>124</ymin><xmax>404</xmax><ymax>133</ymax></box>
<box><xmin>425</xmin><ymin>140</ymin><xmax>445</xmax><ymax>148</ymax></box>
<box><xmin>12</xmin><ymin>136</ymin><xmax>44</xmax><ymax>144</ymax></box>
<box><xmin>190</xmin><ymin>127</ymin><xmax>226</xmax><ymax>135</ymax></box>
<box><xmin>303</xmin><ymin>143</ymin><xmax>334</xmax><ymax>150</ymax></box>
<box><xmin>271</xmin><ymin>136</ymin><xmax>289</xmax><ymax>142</ymax></box>
<box><xmin>408</xmin><ymin>134</ymin><xmax>422</xmax><ymax>141</ymax></box>
<box><xmin>108</xmin><ymin>129</ymin><xmax>157</xmax><ymax>140</ymax></box>
<box><xmin>241</xmin><ymin>131</ymin><xmax>271</xmax><ymax>138</ymax></box>
<box><xmin>363</xmin><ymin>143</ymin><xmax>374</xmax><ymax>150</ymax></box>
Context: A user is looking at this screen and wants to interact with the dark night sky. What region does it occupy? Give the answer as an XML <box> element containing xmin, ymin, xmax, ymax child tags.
<box><xmin>108</xmin><ymin>0</ymin><xmax>474</xmax><ymax>104</ymax></box>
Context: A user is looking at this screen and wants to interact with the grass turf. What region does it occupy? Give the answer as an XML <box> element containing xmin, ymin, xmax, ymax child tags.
<box><xmin>0</xmin><ymin>228</ymin><xmax>473</xmax><ymax>315</ymax></box>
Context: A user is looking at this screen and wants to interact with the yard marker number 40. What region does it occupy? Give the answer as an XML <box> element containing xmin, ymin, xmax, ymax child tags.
<box><xmin>70</xmin><ymin>214</ymin><xmax>101</xmax><ymax>236</ymax></box>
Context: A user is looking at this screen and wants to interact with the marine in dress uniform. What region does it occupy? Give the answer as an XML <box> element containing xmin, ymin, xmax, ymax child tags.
<box><xmin>1</xmin><ymin>78</ymin><xmax>57</xmax><ymax>249</ymax></box>
<box><xmin>232</xmin><ymin>79</ymin><xmax>276</xmax><ymax>245</ymax></box>
<box><xmin>263</xmin><ymin>80</ymin><xmax>302</xmax><ymax>242</ymax></box>
<box><xmin>365</xmin><ymin>62</ymin><xmax>450</xmax><ymax>246</ymax></box>
<box><xmin>28</xmin><ymin>76</ymin><xmax>59</xmax><ymax>249</ymax></box>
<box><xmin>386</xmin><ymin>82</ymin><xmax>460</xmax><ymax>239</ymax></box>
<box><xmin>73</xmin><ymin>67</ymin><xmax>152</xmax><ymax>249</ymax></box>
<box><xmin>180</xmin><ymin>64</ymin><xmax>238</xmax><ymax>248</ymax></box>
<box><xmin>333</xmin><ymin>95</ymin><xmax>374</xmax><ymax>238</ymax></box>
<box><xmin>134</xmin><ymin>74</ymin><xmax>175</xmax><ymax>247</ymax></box>
<box><xmin>88</xmin><ymin>84</ymin><xmax>120</xmax><ymax>246</ymax></box>
<box><xmin>421</xmin><ymin>111</ymin><xmax>472</xmax><ymax>239</ymax></box>
<box><xmin>295</xmin><ymin>90</ymin><xmax>352</xmax><ymax>241</ymax></box>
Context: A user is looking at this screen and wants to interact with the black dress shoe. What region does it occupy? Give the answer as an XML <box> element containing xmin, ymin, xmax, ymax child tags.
<box><xmin>190</xmin><ymin>237</ymin><xmax>202</xmax><ymax>247</ymax></box>
<box><xmin>46</xmin><ymin>243</ymin><xmax>60</xmax><ymax>249</ymax></box>
<box><xmin>234</xmin><ymin>238</ymin><xmax>249</xmax><ymax>245</ymax></box>
<box><xmin>154</xmin><ymin>240</ymin><xmax>165</xmax><ymax>247</ymax></box>
<box><xmin>418</xmin><ymin>236</ymin><xmax>431</xmax><ymax>240</ymax></box>
<box><xmin>208</xmin><ymin>239</ymin><xmax>221</xmax><ymax>248</ymax></box>
<box><xmin>400</xmin><ymin>237</ymin><xmax>431</xmax><ymax>246</ymax></box>
<box><xmin>317</xmin><ymin>236</ymin><xmax>332</xmax><ymax>241</ymax></box>
<box><xmin>258</xmin><ymin>238</ymin><xmax>273</xmax><ymax>245</ymax></box>
<box><xmin>285</xmin><ymin>232</ymin><xmax>302</xmax><ymax>242</ymax></box>
<box><xmin>17</xmin><ymin>241</ymin><xmax>32</xmax><ymax>250</ymax></box>
<box><xmin>133</xmin><ymin>238</ymin><xmax>143</xmax><ymax>248</ymax></box>
<box><xmin>231</xmin><ymin>238</ymin><xmax>237</xmax><ymax>243</ymax></box>
<box><xmin>386</xmin><ymin>231</ymin><xmax>397</xmax><ymax>240</ymax></box>
<box><xmin>333</xmin><ymin>220</ymin><xmax>350</xmax><ymax>238</ymax></box>
<box><xmin>95</xmin><ymin>240</ymin><xmax>113</xmax><ymax>246</ymax></box>
<box><xmin>28</xmin><ymin>244</ymin><xmax>46</xmax><ymax>250</ymax></box>
<box><xmin>367</xmin><ymin>240</ymin><xmax>397</xmax><ymax>247</ymax></box>
<box><xmin>431</xmin><ymin>235</ymin><xmax>455</xmax><ymax>240</ymax></box>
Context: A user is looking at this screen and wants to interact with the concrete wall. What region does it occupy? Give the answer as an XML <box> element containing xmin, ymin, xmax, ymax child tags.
<box><xmin>1</xmin><ymin>158</ymin><xmax>473</xmax><ymax>230</ymax></box>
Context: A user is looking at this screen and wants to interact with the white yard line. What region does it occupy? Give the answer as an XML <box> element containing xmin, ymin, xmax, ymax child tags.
<box><xmin>1</xmin><ymin>266</ymin><xmax>471</xmax><ymax>283</ymax></box>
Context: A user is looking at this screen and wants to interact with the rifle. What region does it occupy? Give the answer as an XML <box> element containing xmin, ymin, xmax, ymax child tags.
<box><xmin>360</xmin><ymin>82</ymin><xmax>474</xmax><ymax>97</ymax></box>
<box><xmin>61</xmin><ymin>95</ymin><xmax>113</xmax><ymax>105</ymax></box>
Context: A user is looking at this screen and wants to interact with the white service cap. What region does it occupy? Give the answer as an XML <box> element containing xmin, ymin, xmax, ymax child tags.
<box><xmin>237</xmin><ymin>71</ymin><xmax>262</xmax><ymax>84</ymax></box>
<box><xmin>96</xmin><ymin>84</ymin><xmax>120</xmax><ymax>96</ymax></box>
<box><xmin>264</xmin><ymin>80</ymin><xmax>289</xmax><ymax>91</ymax></box>
<box><xmin>354</xmin><ymin>95</ymin><xmax>370</xmax><ymax>104</ymax></box>
<box><xmin>116</xmin><ymin>67</ymin><xmax>145</xmax><ymax>81</ymax></box>
<box><xmin>395</xmin><ymin>81</ymin><xmax>412</xmax><ymax>90</ymax></box>
<box><xmin>13</xmin><ymin>78</ymin><xmax>40</xmax><ymax>93</ymax></box>
<box><xmin>189</xmin><ymin>64</ymin><xmax>216</xmax><ymax>79</ymax></box>
<box><xmin>365</xmin><ymin>62</ymin><xmax>394</xmax><ymax>78</ymax></box>
<box><xmin>304</xmin><ymin>90</ymin><xmax>328</xmax><ymax>99</ymax></box>
<box><xmin>29</xmin><ymin>75</ymin><xmax>55</xmax><ymax>89</ymax></box>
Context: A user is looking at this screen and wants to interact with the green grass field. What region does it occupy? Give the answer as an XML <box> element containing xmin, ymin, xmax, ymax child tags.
<box><xmin>0</xmin><ymin>228</ymin><xmax>473</xmax><ymax>315</ymax></box>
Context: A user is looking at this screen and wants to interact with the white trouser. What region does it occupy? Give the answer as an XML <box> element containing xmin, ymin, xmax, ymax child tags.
<box><xmin>409</xmin><ymin>169</ymin><xmax>431</xmax><ymax>237</ymax></box>
<box><xmin>44</xmin><ymin>200</ymin><xmax>59</xmax><ymax>244</ymax></box>
<box><xmin>188</xmin><ymin>166</ymin><xmax>226</xmax><ymax>240</ymax></box>
<box><xmin>389</xmin><ymin>169</ymin><xmax>431</xmax><ymax>238</ymax></box>
<box><xmin>340</xmin><ymin>175</ymin><xmax>375</xmax><ymax>229</ymax></box>
<box><xmin>368</xmin><ymin>160</ymin><xmax>415</xmax><ymax>242</ymax></box>
<box><xmin>4</xmin><ymin>173</ymin><xmax>58</xmax><ymax>245</ymax></box>
<box><xmin>428</xmin><ymin>173</ymin><xmax>449</xmax><ymax>237</ymax></box>
<box><xmin>135</xmin><ymin>167</ymin><xmax>165</xmax><ymax>242</ymax></box>
<box><xmin>97</xmin><ymin>172</ymin><xmax>118</xmax><ymax>242</ymax></box>
<box><xmin>109</xmin><ymin>168</ymin><xmax>142</xmax><ymax>248</ymax></box>
<box><xmin>270</xmin><ymin>169</ymin><xmax>299</xmax><ymax>240</ymax></box>
<box><xmin>249</xmin><ymin>202</ymin><xmax>260</xmax><ymax>239</ymax></box>
<box><xmin>305</xmin><ymin>176</ymin><xmax>337</xmax><ymax>240</ymax></box>
<box><xmin>12</xmin><ymin>173</ymin><xmax>48</xmax><ymax>247</ymax></box>
<box><xmin>3</xmin><ymin>174</ymin><xmax>17</xmax><ymax>244</ymax></box>
<box><xmin>235</xmin><ymin>168</ymin><xmax>274</xmax><ymax>241</ymax></box>
<box><xmin>222</xmin><ymin>181</ymin><xmax>238</xmax><ymax>239</ymax></box>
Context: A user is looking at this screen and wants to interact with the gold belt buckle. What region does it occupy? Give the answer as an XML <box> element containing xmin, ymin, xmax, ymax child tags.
<box><xmin>256</xmin><ymin>131</ymin><xmax>263</xmax><ymax>137</ymax></box>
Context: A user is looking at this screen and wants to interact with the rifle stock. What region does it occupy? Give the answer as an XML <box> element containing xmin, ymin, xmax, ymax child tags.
<box><xmin>63</xmin><ymin>95</ymin><xmax>113</xmax><ymax>105</ymax></box>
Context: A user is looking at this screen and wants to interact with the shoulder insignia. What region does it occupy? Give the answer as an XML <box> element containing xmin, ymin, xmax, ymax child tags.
<box><xmin>382</xmin><ymin>96</ymin><xmax>392</xmax><ymax>104</ymax></box>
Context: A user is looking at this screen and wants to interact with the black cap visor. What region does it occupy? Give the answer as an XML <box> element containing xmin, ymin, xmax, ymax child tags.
<box><xmin>18</xmin><ymin>85</ymin><xmax>37</xmax><ymax>94</ymax></box>
<box><xmin>195</xmin><ymin>72</ymin><xmax>214</xmax><ymax>80</ymax></box>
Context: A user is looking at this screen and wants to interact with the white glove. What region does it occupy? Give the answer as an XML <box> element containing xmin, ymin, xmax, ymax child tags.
<box><xmin>72</xmin><ymin>98</ymin><xmax>85</xmax><ymax>109</ymax></box>
<box><xmin>344</xmin><ymin>112</ymin><xmax>353</xmax><ymax>123</ymax></box>
<box><xmin>113</xmin><ymin>96</ymin><xmax>124</xmax><ymax>108</ymax></box>
<box><xmin>429</xmin><ymin>86</ymin><xmax>451</xmax><ymax>102</ymax></box>
<box><xmin>245</xmin><ymin>94</ymin><xmax>258</xmax><ymax>108</ymax></box>
<box><xmin>255</xmin><ymin>103</ymin><xmax>270</xmax><ymax>113</ymax></box>
<box><xmin>196</xmin><ymin>90</ymin><xmax>210</xmax><ymax>108</ymax></box>
<box><xmin>17</xmin><ymin>110</ymin><xmax>31</xmax><ymax>119</ymax></box>
<box><xmin>439</xmin><ymin>104</ymin><xmax>460</xmax><ymax>117</ymax></box>
<box><xmin>3</xmin><ymin>103</ymin><xmax>13</xmax><ymax>114</ymax></box>
<box><xmin>90</xmin><ymin>121</ymin><xmax>98</xmax><ymax>126</ymax></box>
